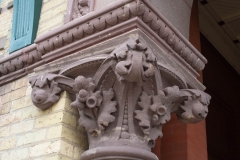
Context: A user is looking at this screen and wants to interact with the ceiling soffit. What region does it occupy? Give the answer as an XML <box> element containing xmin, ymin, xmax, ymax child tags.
<box><xmin>199</xmin><ymin>0</ymin><xmax>240</xmax><ymax>74</ymax></box>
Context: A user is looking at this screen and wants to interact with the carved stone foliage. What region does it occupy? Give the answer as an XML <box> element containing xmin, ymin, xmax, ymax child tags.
<box><xmin>135</xmin><ymin>86</ymin><xmax>210</xmax><ymax>147</ymax></box>
<box><xmin>30</xmin><ymin>74</ymin><xmax>74</xmax><ymax>110</ymax></box>
<box><xmin>64</xmin><ymin>0</ymin><xmax>93</xmax><ymax>23</ymax></box>
<box><xmin>70</xmin><ymin>76</ymin><xmax>117</xmax><ymax>136</ymax></box>
<box><xmin>72</xmin><ymin>0</ymin><xmax>91</xmax><ymax>20</ymax></box>
<box><xmin>30</xmin><ymin>39</ymin><xmax>211</xmax><ymax>160</ymax></box>
<box><xmin>110</xmin><ymin>39</ymin><xmax>156</xmax><ymax>85</ymax></box>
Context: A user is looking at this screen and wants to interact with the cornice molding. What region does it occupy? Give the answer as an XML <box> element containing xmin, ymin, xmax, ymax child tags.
<box><xmin>0</xmin><ymin>0</ymin><xmax>207</xmax><ymax>86</ymax></box>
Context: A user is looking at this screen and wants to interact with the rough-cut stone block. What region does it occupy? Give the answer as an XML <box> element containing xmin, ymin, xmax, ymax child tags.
<box><xmin>59</xmin><ymin>140</ymin><xmax>74</xmax><ymax>157</ymax></box>
<box><xmin>40</xmin><ymin>9</ymin><xmax>52</xmax><ymax>22</ymax></box>
<box><xmin>47</xmin><ymin>125</ymin><xmax>62</xmax><ymax>139</ymax></box>
<box><xmin>0</xmin><ymin>36</ymin><xmax>7</xmax><ymax>50</ymax></box>
<box><xmin>14</xmin><ymin>76</ymin><xmax>28</xmax><ymax>89</ymax></box>
<box><xmin>51</xmin><ymin>91</ymin><xmax>78</xmax><ymax>114</ymax></box>
<box><xmin>10</xmin><ymin>87</ymin><xmax>27</xmax><ymax>101</ymax></box>
<box><xmin>52</xmin><ymin>2</ymin><xmax>67</xmax><ymax>16</ymax></box>
<box><xmin>1</xmin><ymin>92</ymin><xmax>11</xmax><ymax>104</ymax></box>
<box><xmin>42</xmin><ymin>0</ymin><xmax>66</xmax><ymax>12</ymax></box>
<box><xmin>0</xmin><ymin>137</ymin><xmax>17</xmax><ymax>151</ymax></box>
<box><xmin>9</xmin><ymin>119</ymin><xmax>34</xmax><ymax>135</ymax></box>
<box><xmin>26</xmin><ymin>85</ymin><xmax>32</xmax><ymax>96</ymax></box>
<box><xmin>12</xmin><ymin>97</ymin><xmax>25</xmax><ymax>111</ymax></box>
<box><xmin>0</xmin><ymin>102</ymin><xmax>11</xmax><ymax>115</ymax></box>
<box><xmin>73</xmin><ymin>146</ymin><xmax>85</xmax><ymax>159</ymax></box>
<box><xmin>0</xmin><ymin>126</ymin><xmax>10</xmax><ymax>138</ymax></box>
<box><xmin>17</xmin><ymin>129</ymin><xmax>47</xmax><ymax>146</ymax></box>
<box><xmin>35</xmin><ymin>110</ymin><xmax>77</xmax><ymax>128</ymax></box>
<box><xmin>29</xmin><ymin>140</ymin><xmax>61</xmax><ymax>157</ymax></box>
<box><xmin>45</xmin><ymin>155</ymin><xmax>72</xmax><ymax>160</ymax></box>
<box><xmin>35</xmin><ymin>112</ymin><xmax>64</xmax><ymax>128</ymax></box>
<box><xmin>1</xmin><ymin>148</ymin><xmax>29</xmax><ymax>160</ymax></box>
<box><xmin>47</xmin><ymin>125</ymin><xmax>88</xmax><ymax>147</ymax></box>
<box><xmin>62</xmin><ymin>111</ymin><xmax>77</xmax><ymax>127</ymax></box>
<box><xmin>1</xmin><ymin>82</ymin><xmax>15</xmax><ymax>96</ymax></box>
<box><xmin>61</xmin><ymin>126</ymin><xmax>86</xmax><ymax>146</ymax></box>
<box><xmin>0</xmin><ymin>111</ymin><xmax>21</xmax><ymax>127</ymax></box>
<box><xmin>0</xmin><ymin>86</ymin><xmax>5</xmax><ymax>96</ymax></box>
<box><xmin>24</xmin><ymin>95</ymin><xmax>33</xmax><ymax>107</ymax></box>
<box><xmin>21</xmin><ymin>106</ymin><xmax>51</xmax><ymax>120</ymax></box>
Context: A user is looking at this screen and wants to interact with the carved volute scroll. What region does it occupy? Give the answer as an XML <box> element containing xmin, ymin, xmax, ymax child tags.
<box><xmin>30</xmin><ymin>74</ymin><xmax>74</xmax><ymax>110</ymax></box>
<box><xmin>30</xmin><ymin>38</ymin><xmax>211</xmax><ymax>160</ymax></box>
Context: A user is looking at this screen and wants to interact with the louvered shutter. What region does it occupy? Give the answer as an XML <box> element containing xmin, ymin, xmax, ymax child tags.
<box><xmin>10</xmin><ymin>0</ymin><xmax>42</xmax><ymax>53</ymax></box>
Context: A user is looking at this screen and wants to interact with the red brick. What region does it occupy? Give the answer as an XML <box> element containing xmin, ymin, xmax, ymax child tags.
<box><xmin>161</xmin><ymin>151</ymin><xmax>187</xmax><ymax>160</ymax></box>
<box><xmin>161</xmin><ymin>143</ymin><xmax>173</xmax><ymax>153</ymax></box>
<box><xmin>152</xmin><ymin>138</ymin><xmax>161</xmax><ymax>159</ymax></box>
<box><xmin>162</xmin><ymin>124</ymin><xmax>173</xmax><ymax>134</ymax></box>
<box><xmin>173</xmin><ymin>123</ymin><xmax>187</xmax><ymax>133</ymax></box>
<box><xmin>161</xmin><ymin>132</ymin><xmax>187</xmax><ymax>144</ymax></box>
<box><xmin>174</xmin><ymin>141</ymin><xmax>187</xmax><ymax>152</ymax></box>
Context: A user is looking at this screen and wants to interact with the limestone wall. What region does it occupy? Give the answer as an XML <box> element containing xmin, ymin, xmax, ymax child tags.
<box><xmin>0</xmin><ymin>76</ymin><xmax>87</xmax><ymax>160</ymax></box>
<box><xmin>0</xmin><ymin>0</ymin><xmax>68</xmax><ymax>58</ymax></box>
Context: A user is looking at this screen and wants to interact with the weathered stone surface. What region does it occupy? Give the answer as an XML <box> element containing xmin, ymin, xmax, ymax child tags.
<box><xmin>0</xmin><ymin>102</ymin><xmax>11</xmax><ymax>115</ymax></box>
<box><xmin>9</xmin><ymin>119</ymin><xmax>34</xmax><ymax>135</ymax></box>
<box><xmin>0</xmin><ymin>137</ymin><xmax>17</xmax><ymax>151</ymax></box>
<box><xmin>10</xmin><ymin>86</ymin><xmax>27</xmax><ymax>101</ymax></box>
<box><xmin>0</xmin><ymin>111</ymin><xmax>21</xmax><ymax>127</ymax></box>
<box><xmin>17</xmin><ymin>129</ymin><xmax>47</xmax><ymax>146</ymax></box>
<box><xmin>1</xmin><ymin>148</ymin><xmax>29</xmax><ymax>160</ymax></box>
<box><xmin>21</xmin><ymin>105</ymin><xmax>51</xmax><ymax>120</ymax></box>
<box><xmin>30</xmin><ymin>38</ymin><xmax>210</xmax><ymax>160</ymax></box>
<box><xmin>0</xmin><ymin>0</ymin><xmax>207</xmax><ymax>87</ymax></box>
<box><xmin>74</xmin><ymin>146</ymin><xmax>85</xmax><ymax>159</ymax></box>
<box><xmin>0</xmin><ymin>36</ymin><xmax>7</xmax><ymax>50</ymax></box>
<box><xmin>29</xmin><ymin>140</ymin><xmax>61</xmax><ymax>157</ymax></box>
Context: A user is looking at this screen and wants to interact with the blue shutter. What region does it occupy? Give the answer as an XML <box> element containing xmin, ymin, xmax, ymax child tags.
<box><xmin>10</xmin><ymin>0</ymin><xmax>42</xmax><ymax>53</ymax></box>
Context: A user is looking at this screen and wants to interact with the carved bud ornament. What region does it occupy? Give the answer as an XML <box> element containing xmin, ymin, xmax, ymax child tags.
<box><xmin>30</xmin><ymin>39</ymin><xmax>211</xmax><ymax>160</ymax></box>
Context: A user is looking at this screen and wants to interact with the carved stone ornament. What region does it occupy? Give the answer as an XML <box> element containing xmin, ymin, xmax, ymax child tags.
<box><xmin>30</xmin><ymin>39</ymin><xmax>211</xmax><ymax>160</ymax></box>
<box><xmin>64</xmin><ymin>0</ymin><xmax>94</xmax><ymax>23</ymax></box>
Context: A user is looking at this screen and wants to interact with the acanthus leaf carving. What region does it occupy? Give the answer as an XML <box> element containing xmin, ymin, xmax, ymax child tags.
<box><xmin>30</xmin><ymin>38</ymin><xmax>211</xmax><ymax>160</ymax></box>
<box><xmin>135</xmin><ymin>85</ymin><xmax>211</xmax><ymax>148</ymax></box>
<box><xmin>97</xmin><ymin>88</ymin><xmax>117</xmax><ymax>130</ymax></box>
<box><xmin>135</xmin><ymin>91</ymin><xmax>151</xmax><ymax>135</ymax></box>
<box><xmin>70</xmin><ymin>76</ymin><xmax>117</xmax><ymax>136</ymax></box>
<box><xmin>110</xmin><ymin>39</ymin><xmax>156</xmax><ymax>85</ymax></box>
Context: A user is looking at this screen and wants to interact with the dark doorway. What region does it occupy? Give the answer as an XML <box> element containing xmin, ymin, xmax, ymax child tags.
<box><xmin>201</xmin><ymin>34</ymin><xmax>240</xmax><ymax>160</ymax></box>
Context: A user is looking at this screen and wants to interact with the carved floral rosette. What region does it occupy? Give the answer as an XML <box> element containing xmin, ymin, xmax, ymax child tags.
<box><xmin>30</xmin><ymin>39</ymin><xmax>211</xmax><ymax>160</ymax></box>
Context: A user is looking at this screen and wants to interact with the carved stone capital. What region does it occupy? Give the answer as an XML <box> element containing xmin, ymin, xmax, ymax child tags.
<box><xmin>30</xmin><ymin>38</ymin><xmax>211</xmax><ymax>160</ymax></box>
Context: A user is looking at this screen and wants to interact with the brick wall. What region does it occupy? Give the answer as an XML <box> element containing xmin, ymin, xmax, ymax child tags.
<box><xmin>0</xmin><ymin>0</ymin><xmax>13</xmax><ymax>58</ymax></box>
<box><xmin>160</xmin><ymin>1</ymin><xmax>208</xmax><ymax>160</ymax></box>
<box><xmin>0</xmin><ymin>0</ymin><xmax>68</xmax><ymax>58</ymax></box>
<box><xmin>37</xmin><ymin>0</ymin><xmax>68</xmax><ymax>37</ymax></box>
<box><xmin>0</xmin><ymin>76</ymin><xmax>88</xmax><ymax>159</ymax></box>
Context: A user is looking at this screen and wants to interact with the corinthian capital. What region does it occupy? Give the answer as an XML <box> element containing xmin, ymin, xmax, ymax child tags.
<box><xmin>30</xmin><ymin>37</ymin><xmax>210</xmax><ymax>160</ymax></box>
